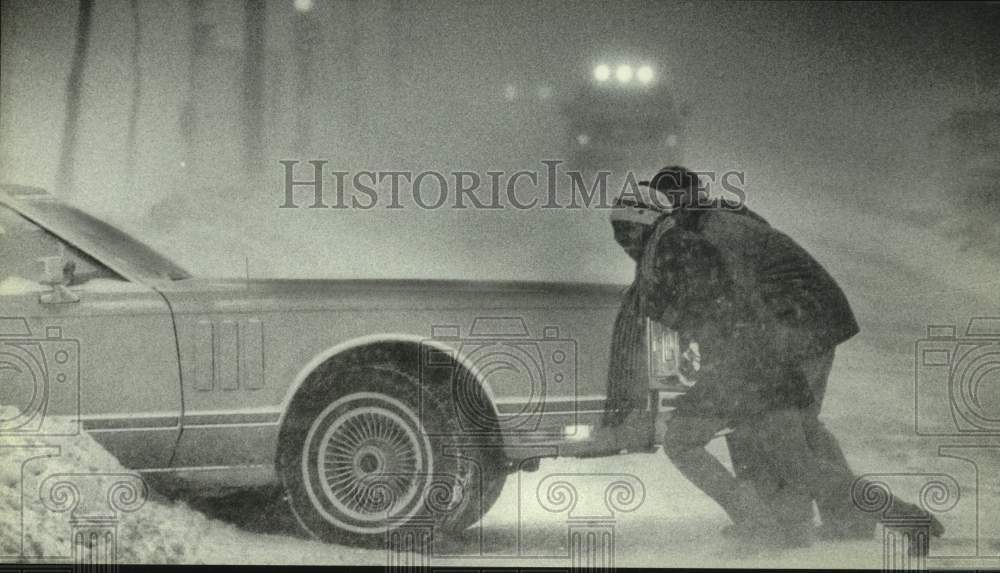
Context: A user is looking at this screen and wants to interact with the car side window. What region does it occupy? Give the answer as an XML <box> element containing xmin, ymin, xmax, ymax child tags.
<box><xmin>0</xmin><ymin>204</ymin><xmax>122</xmax><ymax>293</ymax></box>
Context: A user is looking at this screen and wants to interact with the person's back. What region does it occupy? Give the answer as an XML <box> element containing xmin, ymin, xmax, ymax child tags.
<box><xmin>640</xmin><ymin>212</ymin><xmax>813</xmax><ymax>420</ymax></box>
<box><xmin>685</xmin><ymin>207</ymin><xmax>860</xmax><ymax>361</ymax></box>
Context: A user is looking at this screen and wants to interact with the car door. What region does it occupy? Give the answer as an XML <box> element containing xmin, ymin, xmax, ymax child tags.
<box><xmin>0</xmin><ymin>204</ymin><xmax>182</xmax><ymax>468</ymax></box>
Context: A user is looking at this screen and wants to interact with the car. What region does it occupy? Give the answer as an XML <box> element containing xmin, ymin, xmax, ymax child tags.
<box><xmin>0</xmin><ymin>184</ymin><xmax>690</xmax><ymax>544</ymax></box>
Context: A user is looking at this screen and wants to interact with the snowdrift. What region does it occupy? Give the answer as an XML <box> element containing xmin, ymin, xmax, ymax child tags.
<box><xmin>0</xmin><ymin>406</ymin><xmax>242</xmax><ymax>565</ymax></box>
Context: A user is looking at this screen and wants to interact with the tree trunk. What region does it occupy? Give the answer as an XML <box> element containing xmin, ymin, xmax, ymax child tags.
<box><xmin>292</xmin><ymin>9</ymin><xmax>317</xmax><ymax>156</ymax></box>
<box><xmin>243</xmin><ymin>0</ymin><xmax>266</xmax><ymax>184</ymax></box>
<box><xmin>180</xmin><ymin>0</ymin><xmax>208</xmax><ymax>190</ymax></box>
<box><xmin>125</xmin><ymin>0</ymin><xmax>143</xmax><ymax>192</ymax></box>
<box><xmin>56</xmin><ymin>0</ymin><xmax>94</xmax><ymax>197</ymax></box>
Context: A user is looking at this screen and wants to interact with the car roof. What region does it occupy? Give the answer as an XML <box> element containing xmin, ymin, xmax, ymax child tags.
<box><xmin>0</xmin><ymin>184</ymin><xmax>54</xmax><ymax>201</ymax></box>
<box><xmin>0</xmin><ymin>185</ymin><xmax>64</xmax><ymax>216</ymax></box>
<box><xmin>0</xmin><ymin>185</ymin><xmax>64</xmax><ymax>228</ymax></box>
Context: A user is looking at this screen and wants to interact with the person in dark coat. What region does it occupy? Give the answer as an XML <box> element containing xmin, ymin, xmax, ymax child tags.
<box><xmin>640</xmin><ymin>166</ymin><xmax>860</xmax><ymax>538</ymax></box>
<box><xmin>606</xmin><ymin>179</ymin><xmax>826</xmax><ymax>548</ymax></box>
<box><xmin>634</xmin><ymin>166</ymin><xmax>944</xmax><ymax>544</ymax></box>
<box><xmin>641</xmin><ymin>208</ymin><xmax>852</xmax><ymax>549</ymax></box>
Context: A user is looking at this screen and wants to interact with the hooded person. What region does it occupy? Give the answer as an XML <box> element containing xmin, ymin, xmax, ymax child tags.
<box><xmin>602</xmin><ymin>184</ymin><xmax>676</xmax><ymax>428</ymax></box>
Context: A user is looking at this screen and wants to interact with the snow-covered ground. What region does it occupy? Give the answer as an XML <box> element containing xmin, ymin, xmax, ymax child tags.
<box><xmin>173</xmin><ymin>324</ymin><xmax>1000</xmax><ymax>569</ymax></box>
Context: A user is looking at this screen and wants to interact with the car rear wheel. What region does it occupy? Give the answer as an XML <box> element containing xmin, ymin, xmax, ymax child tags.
<box><xmin>443</xmin><ymin>458</ymin><xmax>507</xmax><ymax>533</ymax></box>
<box><xmin>278</xmin><ymin>365</ymin><xmax>506</xmax><ymax>545</ymax></box>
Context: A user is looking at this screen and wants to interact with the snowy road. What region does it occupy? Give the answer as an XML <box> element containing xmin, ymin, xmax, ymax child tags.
<box><xmin>178</xmin><ymin>336</ymin><xmax>1000</xmax><ymax>569</ymax></box>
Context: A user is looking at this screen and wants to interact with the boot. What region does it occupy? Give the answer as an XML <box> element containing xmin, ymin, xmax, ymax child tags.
<box><xmin>815</xmin><ymin>498</ymin><xmax>878</xmax><ymax>541</ymax></box>
<box><xmin>816</xmin><ymin>518</ymin><xmax>877</xmax><ymax>541</ymax></box>
<box><xmin>725</xmin><ymin>481</ymin><xmax>776</xmax><ymax>526</ymax></box>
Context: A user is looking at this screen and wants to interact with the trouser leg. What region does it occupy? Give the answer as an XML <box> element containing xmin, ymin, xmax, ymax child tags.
<box><xmin>747</xmin><ymin>407</ymin><xmax>867</xmax><ymax>526</ymax></box>
<box><xmin>799</xmin><ymin>349</ymin><xmax>861</xmax><ymax>524</ymax></box>
<box><xmin>663</xmin><ymin>414</ymin><xmax>773</xmax><ymax>526</ymax></box>
<box><xmin>728</xmin><ymin>425</ymin><xmax>814</xmax><ymax>529</ymax></box>
<box><xmin>801</xmin><ymin>349</ymin><xmax>850</xmax><ymax>467</ymax></box>
<box><xmin>725</xmin><ymin>350</ymin><xmax>837</xmax><ymax>529</ymax></box>
<box><xmin>727</xmin><ymin>428</ymin><xmax>764</xmax><ymax>483</ymax></box>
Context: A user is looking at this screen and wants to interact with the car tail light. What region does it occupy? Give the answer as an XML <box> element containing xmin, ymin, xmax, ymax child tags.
<box><xmin>646</xmin><ymin>318</ymin><xmax>694</xmax><ymax>392</ymax></box>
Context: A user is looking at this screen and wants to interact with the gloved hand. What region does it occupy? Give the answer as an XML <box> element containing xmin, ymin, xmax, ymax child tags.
<box><xmin>678</xmin><ymin>339</ymin><xmax>701</xmax><ymax>384</ymax></box>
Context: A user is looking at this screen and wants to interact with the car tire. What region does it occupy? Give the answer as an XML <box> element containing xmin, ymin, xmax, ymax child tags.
<box><xmin>440</xmin><ymin>457</ymin><xmax>507</xmax><ymax>534</ymax></box>
<box><xmin>278</xmin><ymin>364</ymin><xmax>504</xmax><ymax>546</ymax></box>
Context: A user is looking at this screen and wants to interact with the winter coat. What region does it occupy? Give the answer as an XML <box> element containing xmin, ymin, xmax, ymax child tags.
<box><xmin>640</xmin><ymin>221</ymin><xmax>813</xmax><ymax>419</ymax></box>
<box><xmin>656</xmin><ymin>206</ymin><xmax>860</xmax><ymax>363</ymax></box>
<box><xmin>603</xmin><ymin>203</ymin><xmax>858</xmax><ymax>424</ymax></box>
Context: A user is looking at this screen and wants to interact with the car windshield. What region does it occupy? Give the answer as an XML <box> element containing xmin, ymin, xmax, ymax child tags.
<box><xmin>25</xmin><ymin>201</ymin><xmax>191</xmax><ymax>281</ymax></box>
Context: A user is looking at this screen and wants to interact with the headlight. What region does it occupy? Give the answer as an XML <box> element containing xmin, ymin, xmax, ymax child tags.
<box><xmin>593</xmin><ymin>64</ymin><xmax>611</xmax><ymax>82</ymax></box>
<box><xmin>636</xmin><ymin>65</ymin><xmax>654</xmax><ymax>84</ymax></box>
<box><xmin>615</xmin><ymin>64</ymin><xmax>633</xmax><ymax>84</ymax></box>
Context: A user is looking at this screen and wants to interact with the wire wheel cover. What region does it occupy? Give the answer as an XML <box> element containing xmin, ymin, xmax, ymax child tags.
<box><xmin>303</xmin><ymin>392</ymin><xmax>433</xmax><ymax>531</ymax></box>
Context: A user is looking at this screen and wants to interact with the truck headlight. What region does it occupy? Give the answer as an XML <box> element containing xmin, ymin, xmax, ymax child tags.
<box><xmin>636</xmin><ymin>65</ymin><xmax>654</xmax><ymax>84</ymax></box>
<box><xmin>615</xmin><ymin>64</ymin><xmax>634</xmax><ymax>84</ymax></box>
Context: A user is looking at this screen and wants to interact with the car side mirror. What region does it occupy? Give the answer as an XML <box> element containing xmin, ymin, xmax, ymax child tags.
<box><xmin>38</xmin><ymin>254</ymin><xmax>80</xmax><ymax>304</ymax></box>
